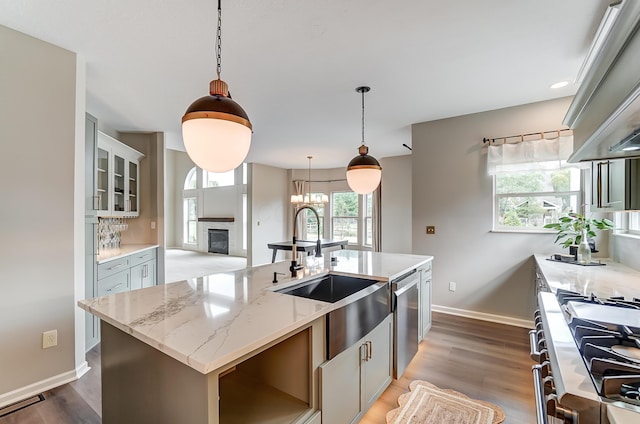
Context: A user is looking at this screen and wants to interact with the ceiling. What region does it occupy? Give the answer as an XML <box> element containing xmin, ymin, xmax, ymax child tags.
<box><xmin>1</xmin><ymin>0</ymin><xmax>609</xmax><ymax>169</ymax></box>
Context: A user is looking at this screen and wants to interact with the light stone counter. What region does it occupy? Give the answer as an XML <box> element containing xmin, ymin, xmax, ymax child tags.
<box><xmin>97</xmin><ymin>243</ymin><xmax>159</xmax><ymax>264</ymax></box>
<box><xmin>79</xmin><ymin>249</ymin><xmax>432</xmax><ymax>374</ymax></box>
<box><xmin>534</xmin><ymin>254</ymin><xmax>640</xmax><ymax>299</ymax></box>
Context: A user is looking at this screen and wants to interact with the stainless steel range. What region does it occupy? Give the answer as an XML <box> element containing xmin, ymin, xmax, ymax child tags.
<box><xmin>531</xmin><ymin>289</ymin><xmax>640</xmax><ymax>423</ymax></box>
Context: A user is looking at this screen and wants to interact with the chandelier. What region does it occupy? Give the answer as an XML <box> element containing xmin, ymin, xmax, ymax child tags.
<box><xmin>291</xmin><ymin>156</ymin><xmax>328</xmax><ymax>205</ymax></box>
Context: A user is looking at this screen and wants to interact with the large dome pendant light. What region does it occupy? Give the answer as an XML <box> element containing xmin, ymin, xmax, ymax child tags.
<box><xmin>346</xmin><ymin>86</ymin><xmax>382</xmax><ymax>194</ymax></box>
<box><xmin>182</xmin><ymin>0</ymin><xmax>252</xmax><ymax>173</ymax></box>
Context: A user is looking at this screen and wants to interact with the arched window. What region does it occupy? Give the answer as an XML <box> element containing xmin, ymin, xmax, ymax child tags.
<box><xmin>203</xmin><ymin>169</ymin><xmax>235</xmax><ymax>188</ymax></box>
<box><xmin>183</xmin><ymin>167</ymin><xmax>198</xmax><ymax>245</ymax></box>
<box><xmin>184</xmin><ymin>167</ymin><xmax>197</xmax><ymax>190</ymax></box>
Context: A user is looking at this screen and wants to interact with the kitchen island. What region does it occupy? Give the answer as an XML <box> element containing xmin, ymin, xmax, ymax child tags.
<box><xmin>78</xmin><ymin>249</ymin><xmax>432</xmax><ymax>424</ymax></box>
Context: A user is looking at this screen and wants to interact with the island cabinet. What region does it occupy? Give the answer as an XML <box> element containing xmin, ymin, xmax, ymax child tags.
<box><xmin>418</xmin><ymin>261</ymin><xmax>433</xmax><ymax>342</ymax></box>
<box><xmin>319</xmin><ymin>314</ymin><xmax>393</xmax><ymax>424</ymax></box>
<box><xmin>100</xmin><ymin>316</ymin><xmax>325</xmax><ymax>424</ymax></box>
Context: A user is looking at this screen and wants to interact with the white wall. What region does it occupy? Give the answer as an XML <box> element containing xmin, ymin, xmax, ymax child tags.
<box><xmin>412</xmin><ymin>97</ymin><xmax>574</xmax><ymax>321</ymax></box>
<box><xmin>380</xmin><ymin>155</ymin><xmax>412</xmax><ymax>254</ymax></box>
<box><xmin>248</xmin><ymin>163</ymin><xmax>289</xmax><ymax>266</ymax></box>
<box><xmin>0</xmin><ymin>24</ymin><xmax>84</xmax><ymax>403</ymax></box>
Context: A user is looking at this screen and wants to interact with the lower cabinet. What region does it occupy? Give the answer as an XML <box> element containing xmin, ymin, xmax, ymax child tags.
<box><xmin>320</xmin><ymin>314</ymin><xmax>393</xmax><ymax>424</ymax></box>
<box><xmin>419</xmin><ymin>262</ymin><xmax>433</xmax><ymax>342</ymax></box>
<box><xmin>90</xmin><ymin>247</ymin><xmax>157</xmax><ymax>351</ymax></box>
<box><xmin>129</xmin><ymin>249</ymin><xmax>157</xmax><ymax>290</ymax></box>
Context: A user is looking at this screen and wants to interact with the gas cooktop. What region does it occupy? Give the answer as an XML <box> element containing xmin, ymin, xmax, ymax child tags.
<box><xmin>558</xmin><ymin>288</ymin><xmax>640</xmax><ymax>407</ymax></box>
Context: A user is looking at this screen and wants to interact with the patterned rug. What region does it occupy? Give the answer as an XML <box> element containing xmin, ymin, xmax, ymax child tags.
<box><xmin>386</xmin><ymin>380</ymin><xmax>505</xmax><ymax>424</ymax></box>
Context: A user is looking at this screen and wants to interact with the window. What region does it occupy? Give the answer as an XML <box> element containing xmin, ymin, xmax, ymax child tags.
<box><xmin>184</xmin><ymin>197</ymin><xmax>197</xmax><ymax>244</ymax></box>
<box><xmin>302</xmin><ymin>196</ymin><xmax>325</xmax><ymax>240</ymax></box>
<box><xmin>331</xmin><ymin>191</ymin><xmax>359</xmax><ymax>244</ymax></box>
<box><xmin>184</xmin><ymin>167</ymin><xmax>197</xmax><ymax>190</ymax></box>
<box><xmin>628</xmin><ymin>212</ymin><xmax>640</xmax><ymax>234</ymax></box>
<box><xmin>364</xmin><ymin>193</ymin><xmax>373</xmax><ymax>247</ymax></box>
<box><xmin>494</xmin><ymin>168</ymin><xmax>581</xmax><ymax>231</ymax></box>
<box><xmin>203</xmin><ymin>169</ymin><xmax>234</xmax><ymax>187</ymax></box>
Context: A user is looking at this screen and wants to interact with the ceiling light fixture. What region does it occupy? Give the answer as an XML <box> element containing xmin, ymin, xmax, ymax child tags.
<box><xmin>346</xmin><ymin>86</ymin><xmax>382</xmax><ymax>194</ymax></box>
<box><xmin>291</xmin><ymin>156</ymin><xmax>328</xmax><ymax>205</ymax></box>
<box><xmin>550</xmin><ymin>81</ymin><xmax>569</xmax><ymax>89</ymax></box>
<box><xmin>181</xmin><ymin>0</ymin><xmax>252</xmax><ymax>173</ymax></box>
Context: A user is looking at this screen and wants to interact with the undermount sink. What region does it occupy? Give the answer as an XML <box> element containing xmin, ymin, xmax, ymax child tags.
<box><xmin>275</xmin><ymin>274</ymin><xmax>380</xmax><ymax>303</ymax></box>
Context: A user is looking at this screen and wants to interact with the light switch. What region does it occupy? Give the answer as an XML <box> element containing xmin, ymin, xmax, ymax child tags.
<box><xmin>426</xmin><ymin>226</ymin><xmax>435</xmax><ymax>235</ymax></box>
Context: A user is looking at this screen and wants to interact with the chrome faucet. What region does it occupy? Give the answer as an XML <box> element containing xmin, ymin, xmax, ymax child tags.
<box><xmin>290</xmin><ymin>205</ymin><xmax>322</xmax><ymax>275</ymax></box>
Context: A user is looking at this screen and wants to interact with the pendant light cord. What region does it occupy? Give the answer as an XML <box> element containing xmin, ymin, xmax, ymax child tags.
<box><xmin>216</xmin><ymin>0</ymin><xmax>222</xmax><ymax>80</ymax></box>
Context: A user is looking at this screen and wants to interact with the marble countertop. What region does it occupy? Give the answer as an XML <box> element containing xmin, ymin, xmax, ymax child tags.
<box><xmin>97</xmin><ymin>244</ymin><xmax>159</xmax><ymax>264</ymax></box>
<box><xmin>78</xmin><ymin>250</ymin><xmax>432</xmax><ymax>374</ymax></box>
<box><xmin>534</xmin><ymin>254</ymin><xmax>640</xmax><ymax>299</ymax></box>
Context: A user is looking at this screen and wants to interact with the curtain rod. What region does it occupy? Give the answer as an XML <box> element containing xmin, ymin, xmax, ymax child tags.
<box><xmin>482</xmin><ymin>128</ymin><xmax>572</xmax><ymax>145</ymax></box>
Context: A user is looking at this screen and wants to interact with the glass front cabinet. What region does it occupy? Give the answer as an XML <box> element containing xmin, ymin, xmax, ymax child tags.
<box><xmin>97</xmin><ymin>131</ymin><xmax>144</xmax><ymax>218</ymax></box>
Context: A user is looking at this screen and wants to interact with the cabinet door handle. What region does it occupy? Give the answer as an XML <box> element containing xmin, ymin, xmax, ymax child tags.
<box><xmin>607</xmin><ymin>161</ymin><xmax>611</xmax><ymax>205</ymax></box>
<box><xmin>106</xmin><ymin>283</ymin><xmax>124</xmax><ymax>293</ymax></box>
<box><xmin>107</xmin><ymin>263</ymin><xmax>125</xmax><ymax>271</ymax></box>
<box><xmin>359</xmin><ymin>343</ymin><xmax>366</xmax><ymax>363</ymax></box>
<box><xmin>366</xmin><ymin>341</ymin><xmax>372</xmax><ymax>360</ymax></box>
<box><xmin>93</xmin><ymin>195</ymin><xmax>100</xmax><ymax>210</ymax></box>
<box><xmin>143</xmin><ymin>264</ymin><xmax>148</xmax><ymax>278</ymax></box>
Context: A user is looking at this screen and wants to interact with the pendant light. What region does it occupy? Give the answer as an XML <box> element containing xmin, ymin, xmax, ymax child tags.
<box><xmin>346</xmin><ymin>86</ymin><xmax>382</xmax><ymax>194</ymax></box>
<box><xmin>182</xmin><ymin>0</ymin><xmax>252</xmax><ymax>173</ymax></box>
<box><xmin>290</xmin><ymin>156</ymin><xmax>329</xmax><ymax>205</ymax></box>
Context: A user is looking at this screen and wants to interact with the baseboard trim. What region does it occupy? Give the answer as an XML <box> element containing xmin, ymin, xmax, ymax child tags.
<box><xmin>432</xmin><ymin>305</ymin><xmax>534</xmax><ymax>329</ymax></box>
<box><xmin>0</xmin><ymin>361</ymin><xmax>88</xmax><ymax>409</ymax></box>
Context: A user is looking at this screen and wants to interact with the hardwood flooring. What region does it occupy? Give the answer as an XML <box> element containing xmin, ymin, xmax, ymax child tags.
<box><xmin>360</xmin><ymin>312</ymin><xmax>536</xmax><ymax>424</ymax></box>
<box><xmin>0</xmin><ymin>313</ymin><xmax>534</xmax><ymax>423</ymax></box>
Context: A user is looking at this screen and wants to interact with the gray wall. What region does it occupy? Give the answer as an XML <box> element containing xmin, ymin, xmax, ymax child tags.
<box><xmin>412</xmin><ymin>97</ymin><xmax>573</xmax><ymax>321</ymax></box>
<box><xmin>248</xmin><ymin>163</ymin><xmax>289</xmax><ymax>266</ymax></box>
<box><xmin>380</xmin><ymin>155</ymin><xmax>412</xmax><ymax>254</ymax></box>
<box><xmin>0</xmin><ymin>25</ymin><xmax>84</xmax><ymax>400</ymax></box>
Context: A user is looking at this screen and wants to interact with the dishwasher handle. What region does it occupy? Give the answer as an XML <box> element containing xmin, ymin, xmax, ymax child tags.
<box><xmin>394</xmin><ymin>279</ymin><xmax>418</xmax><ymax>297</ymax></box>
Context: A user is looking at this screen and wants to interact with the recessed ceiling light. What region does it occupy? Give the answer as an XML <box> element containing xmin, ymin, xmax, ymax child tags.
<box><xmin>550</xmin><ymin>81</ymin><xmax>569</xmax><ymax>89</ymax></box>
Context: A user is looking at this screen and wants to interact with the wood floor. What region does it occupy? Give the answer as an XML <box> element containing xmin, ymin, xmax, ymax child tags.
<box><xmin>0</xmin><ymin>313</ymin><xmax>534</xmax><ymax>423</ymax></box>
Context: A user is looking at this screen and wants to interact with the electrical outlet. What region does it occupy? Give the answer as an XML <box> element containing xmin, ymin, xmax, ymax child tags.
<box><xmin>42</xmin><ymin>330</ymin><xmax>57</xmax><ymax>349</ymax></box>
<box><xmin>426</xmin><ymin>226</ymin><xmax>435</xmax><ymax>234</ymax></box>
<box><xmin>449</xmin><ymin>282</ymin><xmax>456</xmax><ymax>292</ymax></box>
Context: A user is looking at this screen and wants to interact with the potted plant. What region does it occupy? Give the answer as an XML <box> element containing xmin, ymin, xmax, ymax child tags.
<box><xmin>543</xmin><ymin>213</ymin><xmax>614</xmax><ymax>254</ymax></box>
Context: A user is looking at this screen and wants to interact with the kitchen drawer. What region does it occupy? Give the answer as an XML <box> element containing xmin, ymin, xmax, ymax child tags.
<box><xmin>129</xmin><ymin>248</ymin><xmax>157</xmax><ymax>267</ymax></box>
<box><xmin>98</xmin><ymin>257</ymin><xmax>130</xmax><ymax>279</ymax></box>
<box><xmin>98</xmin><ymin>269</ymin><xmax>130</xmax><ymax>296</ymax></box>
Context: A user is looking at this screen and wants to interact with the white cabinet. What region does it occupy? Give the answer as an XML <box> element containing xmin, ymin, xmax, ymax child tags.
<box><xmin>320</xmin><ymin>314</ymin><xmax>393</xmax><ymax>424</ymax></box>
<box><xmin>97</xmin><ymin>131</ymin><xmax>144</xmax><ymax>217</ymax></box>
<box><xmin>130</xmin><ymin>249</ymin><xmax>157</xmax><ymax>290</ymax></box>
<box><xmin>419</xmin><ymin>262</ymin><xmax>432</xmax><ymax>342</ymax></box>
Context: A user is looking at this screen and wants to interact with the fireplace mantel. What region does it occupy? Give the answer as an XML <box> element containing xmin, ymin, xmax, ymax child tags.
<box><xmin>198</xmin><ymin>217</ymin><xmax>235</xmax><ymax>222</ymax></box>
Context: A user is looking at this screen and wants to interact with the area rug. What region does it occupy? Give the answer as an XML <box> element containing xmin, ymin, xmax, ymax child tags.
<box><xmin>386</xmin><ymin>380</ymin><xmax>505</xmax><ymax>424</ymax></box>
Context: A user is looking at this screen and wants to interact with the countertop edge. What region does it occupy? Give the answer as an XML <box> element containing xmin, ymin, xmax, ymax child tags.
<box><xmin>97</xmin><ymin>244</ymin><xmax>159</xmax><ymax>264</ymax></box>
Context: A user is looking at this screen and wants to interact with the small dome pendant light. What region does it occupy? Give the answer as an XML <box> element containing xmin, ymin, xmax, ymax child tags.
<box><xmin>346</xmin><ymin>86</ymin><xmax>382</xmax><ymax>194</ymax></box>
<box><xmin>182</xmin><ymin>0</ymin><xmax>252</xmax><ymax>173</ymax></box>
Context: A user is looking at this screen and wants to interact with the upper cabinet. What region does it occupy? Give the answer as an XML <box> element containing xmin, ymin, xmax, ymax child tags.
<box><xmin>97</xmin><ymin>131</ymin><xmax>145</xmax><ymax>218</ymax></box>
<box><xmin>565</xmin><ymin>1</ymin><xmax>640</xmax><ymax>162</ymax></box>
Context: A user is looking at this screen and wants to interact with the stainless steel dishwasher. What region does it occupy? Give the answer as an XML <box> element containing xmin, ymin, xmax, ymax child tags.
<box><xmin>392</xmin><ymin>269</ymin><xmax>420</xmax><ymax>379</ymax></box>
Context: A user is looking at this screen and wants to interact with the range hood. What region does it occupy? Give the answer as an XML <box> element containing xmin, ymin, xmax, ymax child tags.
<box><xmin>565</xmin><ymin>0</ymin><xmax>640</xmax><ymax>162</ymax></box>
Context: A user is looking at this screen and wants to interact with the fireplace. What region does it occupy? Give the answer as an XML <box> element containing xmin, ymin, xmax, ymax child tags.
<box><xmin>208</xmin><ymin>229</ymin><xmax>229</xmax><ymax>255</ymax></box>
